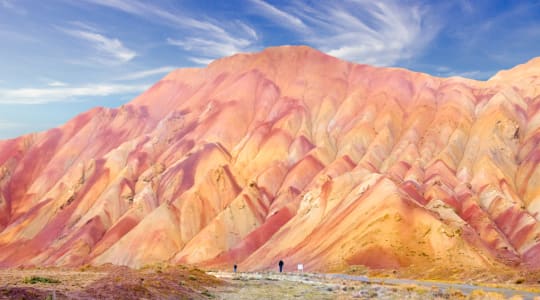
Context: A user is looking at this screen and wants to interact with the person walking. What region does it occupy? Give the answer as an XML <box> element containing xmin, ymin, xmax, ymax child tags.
<box><xmin>278</xmin><ymin>260</ymin><xmax>284</xmax><ymax>273</ymax></box>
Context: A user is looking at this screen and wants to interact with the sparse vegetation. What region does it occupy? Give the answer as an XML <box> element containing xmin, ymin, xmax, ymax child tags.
<box><xmin>264</xmin><ymin>277</ymin><xmax>278</xmax><ymax>281</ymax></box>
<box><xmin>79</xmin><ymin>264</ymin><xmax>91</xmax><ymax>272</ymax></box>
<box><xmin>201</xmin><ymin>289</ymin><xmax>215</xmax><ymax>298</ymax></box>
<box><xmin>2</xmin><ymin>265</ymin><xmax>224</xmax><ymax>299</ymax></box>
<box><xmin>23</xmin><ymin>276</ymin><xmax>61</xmax><ymax>284</ymax></box>
<box><xmin>2</xmin><ymin>267</ymin><xmax>538</xmax><ymax>299</ymax></box>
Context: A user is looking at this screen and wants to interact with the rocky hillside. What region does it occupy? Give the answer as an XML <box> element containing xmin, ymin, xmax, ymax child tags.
<box><xmin>1</xmin><ymin>46</ymin><xmax>539</xmax><ymax>273</ymax></box>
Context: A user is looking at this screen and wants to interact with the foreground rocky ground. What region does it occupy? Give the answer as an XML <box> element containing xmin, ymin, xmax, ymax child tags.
<box><xmin>0</xmin><ymin>266</ymin><xmax>539</xmax><ymax>299</ymax></box>
<box><xmin>0</xmin><ymin>265</ymin><xmax>222</xmax><ymax>299</ymax></box>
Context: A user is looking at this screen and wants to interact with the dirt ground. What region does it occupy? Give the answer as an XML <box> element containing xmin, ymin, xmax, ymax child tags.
<box><xmin>0</xmin><ymin>266</ymin><xmax>539</xmax><ymax>299</ymax></box>
<box><xmin>211</xmin><ymin>272</ymin><xmax>540</xmax><ymax>300</ymax></box>
<box><xmin>0</xmin><ymin>264</ymin><xmax>222</xmax><ymax>299</ymax></box>
<box><xmin>213</xmin><ymin>272</ymin><xmax>442</xmax><ymax>300</ymax></box>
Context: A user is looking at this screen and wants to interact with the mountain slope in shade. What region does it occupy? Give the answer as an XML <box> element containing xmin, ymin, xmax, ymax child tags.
<box><xmin>1</xmin><ymin>46</ymin><xmax>540</xmax><ymax>273</ymax></box>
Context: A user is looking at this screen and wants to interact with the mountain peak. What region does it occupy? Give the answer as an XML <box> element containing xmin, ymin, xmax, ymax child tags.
<box><xmin>204</xmin><ymin>45</ymin><xmax>344</xmax><ymax>73</ymax></box>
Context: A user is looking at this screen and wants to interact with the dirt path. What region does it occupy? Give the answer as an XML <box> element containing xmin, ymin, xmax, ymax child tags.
<box><xmin>211</xmin><ymin>272</ymin><xmax>540</xmax><ymax>300</ymax></box>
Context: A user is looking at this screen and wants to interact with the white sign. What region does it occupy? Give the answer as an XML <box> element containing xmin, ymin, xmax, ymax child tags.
<box><xmin>297</xmin><ymin>264</ymin><xmax>304</xmax><ymax>272</ymax></box>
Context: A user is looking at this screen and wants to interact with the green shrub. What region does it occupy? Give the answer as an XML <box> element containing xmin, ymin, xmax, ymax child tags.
<box><xmin>201</xmin><ymin>290</ymin><xmax>215</xmax><ymax>298</ymax></box>
<box><xmin>23</xmin><ymin>276</ymin><xmax>61</xmax><ymax>284</ymax></box>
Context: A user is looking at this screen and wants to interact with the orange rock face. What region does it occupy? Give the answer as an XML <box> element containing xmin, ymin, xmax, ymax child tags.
<box><xmin>1</xmin><ymin>46</ymin><xmax>540</xmax><ymax>272</ymax></box>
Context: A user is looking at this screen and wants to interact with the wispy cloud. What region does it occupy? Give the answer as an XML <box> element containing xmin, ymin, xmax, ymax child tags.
<box><xmin>236</xmin><ymin>21</ymin><xmax>258</xmax><ymax>40</ymax></box>
<box><xmin>248</xmin><ymin>0</ymin><xmax>440</xmax><ymax>66</ymax></box>
<box><xmin>167</xmin><ymin>37</ymin><xmax>252</xmax><ymax>63</ymax></box>
<box><xmin>187</xmin><ymin>57</ymin><xmax>214</xmax><ymax>66</ymax></box>
<box><xmin>0</xmin><ymin>83</ymin><xmax>149</xmax><ymax>104</ymax></box>
<box><xmin>1</xmin><ymin>0</ymin><xmax>27</xmax><ymax>15</ymax></box>
<box><xmin>313</xmin><ymin>1</ymin><xmax>440</xmax><ymax>66</ymax></box>
<box><xmin>166</xmin><ymin>32</ymin><xmax>257</xmax><ymax>65</ymax></box>
<box><xmin>116</xmin><ymin>66</ymin><xmax>178</xmax><ymax>81</ymax></box>
<box><xmin>248</xmin><ymin>0</ymin><xmax>307</xmax><ymax>31</ymax></box>
<box><xmin>83</xmin><ymin>0</ymin><xmax>226</xmax><ymax>33</ymax></box>
<box><xmin>60</xmin><ymin>28</ymin><xmax>136</xmax><ymax>64</ymax></box>
<box><xmin>68</xmin><ymin>20</ymin><xmax>101</xmax><ymax>33</ymax></box>
<box><xmin>458</xmin><ymin>0</ymin><xmax>474</xmax><ymax>14</ymax></box>
<box><xmin>82</xmin><ymin>0</ymin><xmax>259</xmax><ymax>65</ymax></box>
<box><xmin>48</xmin><ymin>81</ymin><xmax>68</xmax><ymax>87</ymax></box>
<box><xmin>0</xmin><ymin>120</ymin><xmax>25</xmax><ymax>130</ymax></box>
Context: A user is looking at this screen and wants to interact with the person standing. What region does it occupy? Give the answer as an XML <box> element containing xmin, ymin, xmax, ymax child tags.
<box><xmin>233</xmin><ymin>264</ymin><xmax>237</xmax><ymax>273</ymax></box>
<box><xmin>278</xmin><ymin>260</ymin><xmax>284</xmax><ymax>273</ymax></box>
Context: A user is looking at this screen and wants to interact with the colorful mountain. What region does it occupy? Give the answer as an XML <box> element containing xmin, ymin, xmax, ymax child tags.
<box><xmin>1</xmin><ymin>46</ymin><xmax>540</xmax><ymax>273</ymax></box>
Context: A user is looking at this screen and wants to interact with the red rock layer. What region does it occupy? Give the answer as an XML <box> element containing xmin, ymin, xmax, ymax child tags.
<box><xmin>1</xmin><ymin>46</ymin><xmax>540</xmax><ymax>272</ymax></box>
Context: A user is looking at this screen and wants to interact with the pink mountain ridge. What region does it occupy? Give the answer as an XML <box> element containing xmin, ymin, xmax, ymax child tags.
<box><xmin>1</xmin><ymin>46</ymin><xmax>540</xmax><ymax>276</ymax></box>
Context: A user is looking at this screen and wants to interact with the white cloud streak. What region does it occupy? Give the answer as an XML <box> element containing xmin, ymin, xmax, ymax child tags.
<box><xmin>187</xmin><ymin>57</ymin><xmax>214</xmax><ymax>66</ymax></box>
<box><xmin>248</xmin><ymin>0</ymin><xmax>307</xmax><ymax>31</ymax></box>
<box><xmin>236</xmin><ymin>21</ymin><xmax>258</xmax><ymax>40</ymax></box>
<box><xmin>0</xmin><ymin>84</ymin><xmax>149</xmax><ymax>104</ymax></box>
<box><xmin>166</xmin><ymin>31</ymin><xmax>257</xmax><ymax>65</ymax></box>
<box><xmin>48</xmin><ymin>81</ymin><xmax>68</xmax><ymax>87</ymax></box>
<box><xmin>68</xmin><ymin>20</ymin><xmax>101</xmax><ymax>33</ymax></box>
<box><xmin>83</xmin><ymin>0</ymin><xmax>259</xmax><ymax>65</ymax></box>
<box><xmin>167</xmin><ymin>37</ymin><xmax>251</xmax><ymax>60</ymax></box>
<box><xmin>458</xmin><ymin>0</ymin><xmax>474</xmax><ymax>13</ymax></box>
<box><xmin>0</xmin><ymin>120</ymin><xmax>25</xmax><ymax>130</ymax></box>
<box><xmin>84</xmin><ymin>0</ymin><xmax>226</xmax><ymax>34</ymax></box>
<box><xmin>116</xmin><ymin>66</ymin><xmax>178</xmax><ymax>81</ymax></box>
<box><xmin>1</xmin><ymin>0</ymin><xmax>26</xmax><ymax>14</ymax></box>
<box><xmin>61</xmin><ymin>28</ymin><xmax>136</xmax><ymax>64</ymax></box>
<box><xmin>253</xmin><ymin>0</ymin><xmax>440</xmax><ymax>66</ymax></box>
<box><xmin>319</xmin><ymin>1</ymin><xmax>439</xmax><ymax>66</ymax></box>
<box><xmin>80</xmin><ymin>0</ymin><xmax>439</xmax><ymax>67</ymax></box>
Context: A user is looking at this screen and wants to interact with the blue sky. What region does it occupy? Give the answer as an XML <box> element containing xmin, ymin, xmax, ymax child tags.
<box><xmin>1</xmin><ymin>0</ymin><xmax>540</xmax><ymax>139</ymax></box>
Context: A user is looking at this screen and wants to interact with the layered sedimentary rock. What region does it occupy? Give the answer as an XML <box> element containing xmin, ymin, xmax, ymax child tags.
<box><xmin>1</xmin><ymin>46</ymin><xmax>540</xmax><ymax>272</ymax></box>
